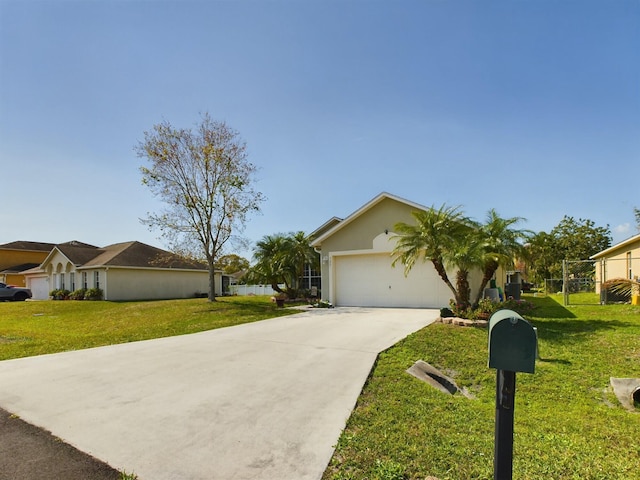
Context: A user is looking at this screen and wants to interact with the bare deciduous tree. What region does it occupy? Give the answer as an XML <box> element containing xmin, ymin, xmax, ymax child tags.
<box><xmin>135</xmin><ymin>113</ymin><xmax>265</xmax><ymax>301</ymax></box>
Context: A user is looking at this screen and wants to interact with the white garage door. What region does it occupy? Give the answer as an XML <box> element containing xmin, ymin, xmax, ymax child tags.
<box><xmin>333</xmin><ymin>253</ymin><xmax>453</xmax><ymax>308</ymax></box>
<box><xmin>28</xmin><ymin>276</ymin><xmax>50</xmax><ymax>300</ymax></box>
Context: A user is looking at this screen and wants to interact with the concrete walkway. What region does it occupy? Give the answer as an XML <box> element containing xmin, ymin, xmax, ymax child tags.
<box><xmin>0</xmin><ymin>307</ymin><xmax>437</xmax><ymax>480</ymax></box>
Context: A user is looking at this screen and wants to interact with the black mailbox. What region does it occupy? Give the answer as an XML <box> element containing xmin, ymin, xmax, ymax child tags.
<box><xmin>488</xmin><ymin>309</ymin><xmax>537</xmax><ymax>374</ymax></box>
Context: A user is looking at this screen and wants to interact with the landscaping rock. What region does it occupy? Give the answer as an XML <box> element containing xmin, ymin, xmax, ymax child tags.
<box><xmin>436</xmin><ymin>317</ymin><xmax>488</xmax><ymax>328</ymax></box>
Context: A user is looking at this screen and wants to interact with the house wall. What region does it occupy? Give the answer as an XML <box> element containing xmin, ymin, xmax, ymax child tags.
<box><xmin>102</xmin><ymin>267</ymin><xmax>212</xmax><ymax>301</ymax></box>
<box><xmin>317</xmin><ymin>197</ymin><xmax>489</xmax><ymax>307</ymax></box>
<box><xmin>44</xmin><ymin>250</ymin><xmax>76</xmax><ymax>291</ymax></box>
<box><xmin>320</xmin><ymin>197</ymin><xmax>417</xmax><ymax>254</ymax></box>
<box><xmin>0</xmin><ymin>249</ymin><xmax>50</xmax><ymax>287</ymax></box>
<box><xmin>3</xmin><ymin>273</ymin><xmax>28</xmax><ymax>287</ymax></box>
<box><xmin>0</xmin><ymin>249</ymin><xmax>48</xmax><ymax>271</ymax></box>
<box><xmin>318</xmin><ymin>197</ymin><xmax>419</xmax><ymax>297</ymax></box>
<box><xmin>594</xmin><ymin>238</ymin><xmax>640</xmax><ymax>293</ymax></box>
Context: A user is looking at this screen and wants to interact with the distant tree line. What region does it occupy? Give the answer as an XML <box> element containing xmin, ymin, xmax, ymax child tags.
<box><xmin>526</xmin><ymin>216</ymin><xmax>612</xmax><ymax>284</ymax></box>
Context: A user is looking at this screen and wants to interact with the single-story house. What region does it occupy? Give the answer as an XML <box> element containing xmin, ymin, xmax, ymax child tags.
<box><xmin>310</xmin><ymin>192</ymin><xmax>493</xmax><ymax>308</ymax></box>
<box><xmin>0</xmin><ymin>241</ymin><xmax>56</xmax><ymax>287</ymax></box>
<box><xmin>591</xmin><ymin>232</ymin><xmax>640</xmax><ymax>293</ymax></box>
<box><xmin>24</xmin><ymin>240</ymin><xmax>222</xmax><ymax>301</ymax></box>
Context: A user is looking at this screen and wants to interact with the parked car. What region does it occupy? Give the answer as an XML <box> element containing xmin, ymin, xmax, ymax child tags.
<box><xmin>0</xmin><ymin>282</ymin><xmax>32</xmax><ymax>301</ymax></box>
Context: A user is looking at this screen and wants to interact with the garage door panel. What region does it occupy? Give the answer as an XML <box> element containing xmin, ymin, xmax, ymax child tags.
<box><xmin>28</xmin><ymin>277</ymin><xmax>50</xmax><ymax>300</ymax></box>
<box><xmin>334</xmin><ymin>254</ymin><xmax>451</xmax><ymax>308</ymax></box>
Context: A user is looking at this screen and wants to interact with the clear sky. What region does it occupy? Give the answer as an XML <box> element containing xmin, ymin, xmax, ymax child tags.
<box><xmin>1</xmin><ymin>0</ymin><xmax>638</xmax><ymax>260</ymax></box>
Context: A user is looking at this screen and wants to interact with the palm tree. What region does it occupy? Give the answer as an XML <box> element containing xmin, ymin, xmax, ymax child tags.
<box><xmin>249</xmin><ymin>232</ymin><xmax>319</xmax><ymax>298</ymax></box>
<box><xmin>249</xmin><ymin>233</ymin><xmax>290</xmax><ymax>294</ymax></box>
<box><xmin>472</xmin><ymin>209</ymin><xmax>532</xmax><ymax>305</ymax></box>
<box><xmin>281</xmin><ymin>231</ymin><xmax>319</xmax><ymax>297</ymax></box>
<box><xmin>446</xmin><ymin>233</ymin><xmax>486</xmax><ymax>308</ymax></box>
<box><xmin>392</xmin><ymin>204</ymin><xmax>476</xmax><ymax>308</ymax></box>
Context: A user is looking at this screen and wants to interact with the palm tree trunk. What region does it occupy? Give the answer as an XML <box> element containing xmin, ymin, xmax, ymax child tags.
<box><xmin>431</xmin><ymin>258</ymin><xmax>462</xmax><ymax>305</ymax></box>
<box><xmin>474</xmin><ymin>260</ymin><xmax>499</xmax><ymax>306</ymax></box>
<box><xmin>456</xmin><ymin>269</ymin><xmax>471</xmax><ymax>309</ymax></box>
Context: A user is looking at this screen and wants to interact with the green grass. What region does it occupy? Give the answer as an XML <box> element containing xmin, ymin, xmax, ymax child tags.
<box><xmin>323</xmin><ymin>295</ymin><xmax>640</xmax><ymax>480</ymax></box>
<box><xmin>2</xmin><ymin>295</ymin><xmax>638</xmax><ymax>479</ymax></box>
<box><xmin>0</xmin><ymin>296</ymin><xmax>298</xmax><ymax>361</ymax></box>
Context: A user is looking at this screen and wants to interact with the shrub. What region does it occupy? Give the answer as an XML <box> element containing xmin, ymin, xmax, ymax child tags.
<box><xmin>313</xmin><ymin>300</ymin><xmax>333</xmax><ymax>308</ymax></box>
<box><xmin>84</xmin><ymin>288</ymin><xmax>103</xmax><ymax>300</ymax></box>
<box><xmin>439</xmin><ymin>307</ymin><xmax>455</xmax><ymax>318</ymax></box>
<box><xmin>49</xmin><ymin>289</ymin><xmax>70</xmax><ymax>300</ymax></box>
<box><xmin>449</xmin><ymin>297</ymin><xmax>535</xmax><ymax>319</ymax></box>
<box><xmin>69</xmin><ymin>288</ymin><xmax>87</xmax><ymax>300</ymax></box>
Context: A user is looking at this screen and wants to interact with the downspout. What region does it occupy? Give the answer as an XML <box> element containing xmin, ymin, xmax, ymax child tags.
<box><xmin>104</xmin><ymin>267</ymin><xmax>108</xmax><ymax>301</ymax></box>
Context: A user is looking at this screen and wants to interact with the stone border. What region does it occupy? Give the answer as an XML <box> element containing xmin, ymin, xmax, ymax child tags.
<box><xmin>436</xmin><ymin>316</ymin><xmax>488</xmax><ymax>328</ymax></box>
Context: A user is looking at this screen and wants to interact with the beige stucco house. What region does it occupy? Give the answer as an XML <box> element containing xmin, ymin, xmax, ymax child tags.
<box><xmin>310</xmin><ymin>192</ymin><xmax>496</xmax><ymax>308</ymax></box>
<box><xmin>24</xmin><ymin>241</ymin><xmax>218</xmax><ymax>301</ymax></box>
<box><xmin>591</xmin><ymin>232</ymin><xmax>640</xmax><ymax>294</ymax></box>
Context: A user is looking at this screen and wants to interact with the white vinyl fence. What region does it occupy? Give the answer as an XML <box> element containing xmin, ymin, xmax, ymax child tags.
<box><xmin>229</xmin><ymin>284</ymin><xmax>283</xmax><ymax>296</ymax></box>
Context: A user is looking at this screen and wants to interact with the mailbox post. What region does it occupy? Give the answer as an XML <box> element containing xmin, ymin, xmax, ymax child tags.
<box><xmin>488</xmin><ymin>309</ymin><xmax>537</xmax><ymax>480</ymax></box>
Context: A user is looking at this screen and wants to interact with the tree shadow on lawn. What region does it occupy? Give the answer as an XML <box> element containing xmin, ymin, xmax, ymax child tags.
<box><xmin>526</xmin><ymin>295</ymin><xmax>576</xmax><ymax>319</ymax></box>
<box><xmin>534</xmin><ymin>318</ymin><xmax>635</xmax><ymax>344</ymax></box>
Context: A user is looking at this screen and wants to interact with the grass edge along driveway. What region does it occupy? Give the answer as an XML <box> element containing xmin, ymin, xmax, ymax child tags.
<box><xmin>0</xmin><ymin>296</ymin><xmax>299</xmax><ymax>361</ymax></box>
<box><xmin>323</xmin><ymin>295</ymin><xmax>640</xmax><ymax>480</ymax></box>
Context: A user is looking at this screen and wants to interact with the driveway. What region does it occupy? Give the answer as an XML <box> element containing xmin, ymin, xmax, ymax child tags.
<box><xmin>0</xmin><ymin>307</ymin><xmax>438</xmax><ymax>480</ymax></box>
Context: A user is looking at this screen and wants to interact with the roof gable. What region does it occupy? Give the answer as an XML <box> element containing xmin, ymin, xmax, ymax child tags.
<box><xmin>83</xmin><ymin>241</ymin><xmax>206</xmax><ymax>270</ymax></box>
<box><xmin>309</xmin><ymin>217</ymin><xmax>343</xmax><ymax>241</ymax></box>
<box><xmin>55</xmin><ymin>244</ymin><xmax>102</xmax><ymax>265</ymax></box>
<box><xmin>591</xmin><ymin>232</ymin><xmax>640</xmax><ymax>259</ymax></box>
<box><xmin>311</xmin><ymin>192</ymin><xmax>430</xmax><ymax>247</ymax></box>
<box><xmin>38</xmin><ymin>241</ymin><xmax>206</xmax><ymax>271</ymax></box>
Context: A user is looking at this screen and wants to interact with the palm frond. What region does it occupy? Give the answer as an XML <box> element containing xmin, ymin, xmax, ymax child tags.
<box><xmin>602</xmin><ymin>278</ymin><xmax>640</xmax><ymax>298</ymax></box>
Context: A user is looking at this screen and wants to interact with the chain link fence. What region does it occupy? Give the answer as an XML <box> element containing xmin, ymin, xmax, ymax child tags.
<box><xmin>562</xmin><ymin>259</ymin><xmax>598</xmax><ymax>305</ymax></box>
<box><xmin>553</xmin><ymin>257</ymin><xmax>640</xmax><ymax>305</ymax></box>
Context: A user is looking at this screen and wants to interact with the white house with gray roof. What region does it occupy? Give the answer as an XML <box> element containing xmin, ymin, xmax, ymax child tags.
<box><xmin>24</xmin><ymin>241</ymin><xmax>219</xmax><ymax>301</ymax></box>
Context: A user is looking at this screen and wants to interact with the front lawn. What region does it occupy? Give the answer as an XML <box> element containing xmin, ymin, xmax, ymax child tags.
<box><xmin>0</xmin><ymin>296</ymin><xmax>298</xmax><ymax>361</ymax></box>
<box><xmin>323</xmin><ymin>295</ymin><xmax>640</xmax><ymax>480</ymax></box>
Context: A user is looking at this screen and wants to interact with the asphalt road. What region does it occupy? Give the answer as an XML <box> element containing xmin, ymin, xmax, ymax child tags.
<box><xmin>0</xmin><ymin>307</ymin><xmax>437</xmax><ymax>480</ymax></box>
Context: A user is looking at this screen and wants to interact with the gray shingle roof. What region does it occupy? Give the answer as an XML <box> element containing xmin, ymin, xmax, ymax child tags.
<box><xmin>0</xmin><ymin>241</ymin><xmax>56</xmax><ymax>252</ymax></box>
<box><xmin>50</xmin><ymin>241</ymin><xmax>207</xmax><ymax>270</ymax></box>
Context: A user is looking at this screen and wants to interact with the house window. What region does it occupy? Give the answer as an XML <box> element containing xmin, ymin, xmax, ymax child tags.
<box><xmin>302</xmin><ymin>263</ymin><xmax>322</xmax><ymax>291</ymax></box>
<box><xmin>94</xmin><ymin>271</ymin><xmax>100</xmax><ymax>289</ymax></box>
<box><xmin>628</xmin><ymin>252</ymin><xmax>633</xmax><ymax>279</ymax></box>
<box><xmin>82</xmin><ymin>272</ymin><xmax>88</xmax><ymax>289</ymax></box>
<box><xmin>70</xmin><ymin>273</ymin><xmax>75</xmax><ymax>291</ymax></box>
<box><xmin>60</xmin><ymin>273</ymin><xmax>65</xmax><ymax>290</ymax></box>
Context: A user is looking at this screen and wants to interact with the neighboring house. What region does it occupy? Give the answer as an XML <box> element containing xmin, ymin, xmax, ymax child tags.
<box><xmin>24</xmin><ymin>241</ymin><xmax>219</xmax><ymax>301</ymax></box>
<box><xmin>310</xmin><ymin>192</ymin><xmax>490</xmax><ymax>308</ymax></box>
<box><xmin>591</xmin><ymin>232</ymin><xmax>640</xmax><ymax>293</ymax></box>
<box><xmin>0</xmin><ymin>241</ymin><xmax>57</xmax><ymax>287</ymax></box>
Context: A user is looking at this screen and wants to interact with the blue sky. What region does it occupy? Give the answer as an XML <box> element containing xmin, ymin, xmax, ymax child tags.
<box><xmin>1</xmin><ymin>0</ymin><xmax>638</xmax><ymax>260</ymax></box>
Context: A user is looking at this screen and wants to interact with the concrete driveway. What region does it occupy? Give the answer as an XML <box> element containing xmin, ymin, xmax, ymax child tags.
<box><xmin>0</xmin><ymin>307</ymin><xmax>438</xmax><ymax>480</ymax></box>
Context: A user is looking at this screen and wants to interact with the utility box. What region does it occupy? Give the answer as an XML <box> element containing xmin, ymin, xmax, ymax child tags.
<box><xmin>504</xmin><ymin>283</ymin><xmax>521</xmax><ymax>300</ymax></box>
<box><xmin>488</xmin><ymin>309</ymin><xmax>537</xmax><ymax>374</ymax></box>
